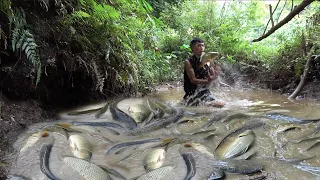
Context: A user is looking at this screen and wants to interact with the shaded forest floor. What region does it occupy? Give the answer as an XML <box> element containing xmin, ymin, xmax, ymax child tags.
<box><xmin>0</xmin><ymin>79</ymin><xmax>319</xmax><ymax>179</ymax></box>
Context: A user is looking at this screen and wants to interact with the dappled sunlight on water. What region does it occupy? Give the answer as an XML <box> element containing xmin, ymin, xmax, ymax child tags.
<box><xmin>7</xmin><ymin>87</ymin><xmax>320</xmax><ymax>180</ymax></box>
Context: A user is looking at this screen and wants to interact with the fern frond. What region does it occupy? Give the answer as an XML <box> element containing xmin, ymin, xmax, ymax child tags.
<box><xmin>0</xmin><ymin>27</ymin><xmax>8</xmax><ymax>50</ymax></box>
<box><xmin>11</xmin><ymin>9</ymin><xmax>42</xmax><ymax>86</ymax></box>
<box><xmin>15</xmin><ymin>32</ymin><xmax>26</xmax><ymax>50</ymax></box>
<box><xmin>35</xmin><ymin>61</ymin><xmax>41</xmax><ymax>86</ymax></box>
<box><xmin>0</xmin><ymin>0</ymin><xmax>13</xmax><ymax>18</ymax></box>
<box><xmin>12</xmin><ymin>28</ymin><xmax>20</xmax><ymax>51</ymax></box>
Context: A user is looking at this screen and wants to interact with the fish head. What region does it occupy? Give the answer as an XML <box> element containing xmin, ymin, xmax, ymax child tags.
<box><xmin>56</xmin><ymin>123</ymin><xmax>71</xmax><ymax>128</ymax></box>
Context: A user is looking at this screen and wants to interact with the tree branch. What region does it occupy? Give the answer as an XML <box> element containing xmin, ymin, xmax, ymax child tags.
<box><xmin>253</xmin><ymin>0</ymin><xmax>315</xmax><ymax>42</ymax></box>
<box><xmin>269</xmin><ymin>5</ymin><xmax>274</xmax><ymax>27</ymax></box>
<box><xmin>262</xmin><ymin>0</ymin><xmax>281</xmax><ymax>35</ymax></box>
<box><xmin>288</xmin><ymin>46</ymin><xmax>315</xmax><ymax>100</ymax></box>
<box><xmin>276</xmin><ymin>0</ymin><xmax>287</xmax><ymax>23</ymax></box>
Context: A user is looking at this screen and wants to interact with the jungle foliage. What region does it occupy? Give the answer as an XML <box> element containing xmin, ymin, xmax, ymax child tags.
<box><xmin>0</xmin><ymin>0</ymin><xmax>319</xmax><ymax>101</ymax></box>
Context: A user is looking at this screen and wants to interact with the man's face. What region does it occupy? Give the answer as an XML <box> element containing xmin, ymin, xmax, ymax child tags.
<box><xmin>192</xmin><ymin>42</ymin><xmax>205</xmax><ymax>56</ymax></box>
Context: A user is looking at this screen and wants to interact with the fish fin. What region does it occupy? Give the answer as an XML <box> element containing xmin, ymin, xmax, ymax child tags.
<box><xmin>98</xmin><ymin>165</ymin><xmax>126</xmax><ymax>180</ymax></box>
<box><xmin>95</xmin><ymin>102</ymin><xmax>110</xmax><ymax>118</ymax></box>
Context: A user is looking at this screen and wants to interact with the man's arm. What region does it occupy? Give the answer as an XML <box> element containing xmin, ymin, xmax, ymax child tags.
<box><xmin>185</xmin><ymin>60</ymin><xmax>208</xmax><ymax>85</ymax></box>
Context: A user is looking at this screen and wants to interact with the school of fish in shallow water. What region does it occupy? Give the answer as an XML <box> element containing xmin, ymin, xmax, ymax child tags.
<box><xmin>7</xmin><ymin>97</ymin><xmax>320</xmax><ymax>180</ymax></box>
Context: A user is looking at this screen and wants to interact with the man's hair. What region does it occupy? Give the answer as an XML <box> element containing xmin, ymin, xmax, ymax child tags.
<box><xmin>190</xmin><ymin>38</ymin><xmax>204</xmax><ymax>49</ymax></box>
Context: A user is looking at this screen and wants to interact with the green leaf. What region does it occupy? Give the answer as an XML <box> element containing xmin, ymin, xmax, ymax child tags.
<box><xmin>73</xmin><ymin>10</ymin><xmax>91</xmax><ymax>18</ymax></box>
<box><xmin>180</xmin><ymin>44</ymin><xmax>190</xmax><ymax>50</ymax></box>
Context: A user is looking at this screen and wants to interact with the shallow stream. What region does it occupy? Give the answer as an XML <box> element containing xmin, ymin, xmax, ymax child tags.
<box><xmin>7</xmin><ymin>86</ymin><xmax>320</xmax><ymax>180</ymax></box>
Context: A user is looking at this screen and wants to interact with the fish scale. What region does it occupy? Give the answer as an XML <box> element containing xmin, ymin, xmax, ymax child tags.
<box><xmin>136</xmin><ymin>166</ymin><xmax>173</xmax><ymax>180</ymax></box>
<box><xmin>214</xmin><ymin>159</ymin><xmax>263</xmax><ymax>174</ymax></box>
<box><xmin>62</xmin><ymin>156</ymin><xmax>110</xmax><ymax>180</ymax></box>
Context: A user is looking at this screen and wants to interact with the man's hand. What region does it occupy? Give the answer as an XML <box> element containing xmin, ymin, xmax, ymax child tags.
<box><xmin>207</xmin><ymin>72</ymin><xmax>216</xmax><ymax>84</ymax></box>
<box><xmin>214</xmin><ymin>66</ymin><xmax>221</xmax><ymax>77</ymax></box>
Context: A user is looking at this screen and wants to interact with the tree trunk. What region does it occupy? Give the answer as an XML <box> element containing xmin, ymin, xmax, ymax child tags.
<box><xmin>253</xmin><ymin>0</ymin><xmax>315</xmax><ymax>42</ymax></box>
<box><xmin>288</xmin><ymin>46</ymin><xmax>315</xmax><ymax>99</ymax></box>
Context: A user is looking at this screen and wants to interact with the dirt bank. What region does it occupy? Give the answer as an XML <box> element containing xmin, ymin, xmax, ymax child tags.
<box><xmin>0</xmin><ymin>92</ymin><xmax>56</xmax><ymax>179</ymax></box>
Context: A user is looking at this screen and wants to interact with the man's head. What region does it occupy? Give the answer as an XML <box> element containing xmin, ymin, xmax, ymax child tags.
<box><xmin>190</xmin><ymin>38</ymin><xmax>205</xmax><ymax>56</ymax></box>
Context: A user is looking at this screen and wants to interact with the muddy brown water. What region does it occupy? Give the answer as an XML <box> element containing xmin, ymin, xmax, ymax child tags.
<box><xmin>7</xmin><ymin>86</ymin><xmax>320</xmax><ymax>180</ymax></box>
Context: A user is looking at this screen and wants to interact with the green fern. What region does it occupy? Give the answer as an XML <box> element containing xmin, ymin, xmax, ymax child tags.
<box><xmin>0</xmin><ymin>26</ymin><xmax>8</xmax><ymax>50</ymax></box>
<box><xmin>0</xmin><ymin>0</ymin><xmax>13</xmax><ymax>18</ymax></box>
<box><xmin>11</xmin><ymin>9</ymin><xmax>41</xmax><ymax>86</ymax></box>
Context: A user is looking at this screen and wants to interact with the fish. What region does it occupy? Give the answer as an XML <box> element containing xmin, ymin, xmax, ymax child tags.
<box><xmin>304</xmin><ymin>139</ymin><xmax>320</xmax><ymax>151</ymax></box>
<box><xmin>311</xmin><ymin>122</ymin><xmax>320</xmax><ymax>134</ymax></box>
<box><xmin>67</xmin><ymin>107</ymin><xmax>102</xmax><ymax>115</ymax></box>
<box><xmin>128</xmin><ymin>108</ymin><xmax>183</xmax><ymax>135</ymax></box>
<box><xmin>40</xmin><ymin>143</ymin><xmax>61</xmax><ymax>180</ymax></box>
<box><xmin>190</xmin><ymin>128</ymin><xmax>216</xmax><ymax>136</ymax></box>
<box><xmin>202</xmin><ymin>111</ymin><xmax>229</xmax><ymax>128</ymax></box>
<box><xmin>223</xmin><ymin>130</ymin><xmax>255</xmax><ymax>159</ymax></box>
<box><xmin>221</xmin><ymin>113</ymin><xmax>251</xmax><ymax>123</ymax></box>
<box><xmin>275</xmin><ymin>123</ymin><xmax>302</xmax><ymax>134</ymax></box>
<box><xmin>43</xmin><ymin>125</ymin><xmax>68</xmax><ymax>138</ymax></box>
<box><xmin>290</xmin><ymin>134</ymin><xmax>320</xmax><ymax>144</ymax></box>
<box><xmin>177</xmin><ymin>119</ymin><xmax>196</xmax><ymax>124</ymax></box>
<box><xmin>266</xmin><ymin>113</ymin><xmax>320</xmax><ymax>124</ymax></box>
<box><xmin>117</xmin><ymin>148</ymin><xmax>150</xmax><ymax>164</ymax></box>
<box><xmin>153</xmin><ymin>100</ymin><xmax>174</xmax><ymax>114</ymax></box>
<box><xmin>181</xmin><ymin>152</ymin><xmax>196</xmax><ymax>180</ymax></box>
<box><xmin>109</xmin><ymin>101</ymin><xmax>137</xmax><ymax>130</ymax></box>
<box><xmin>136</xmin><ymin>166</ymin><xmax>173</xmax><ymax>180</ymax></box>
<box><xmin>69</xmin><ymin>134</ymin><xmax>92</xmax><ymax>160</ymax></box>
<box><xmin>276</xmin><ymin>155</ymin><xmax>315</xmax><ymax>163</ymax></box>
<box><xmin>144</xmin><ymin>148</ymin><xmax>166</xmax><ymax>171</ymax></box>
<box><xmin>181</xmin><ymin>106</ymin><xmax>219</xmax><ymax>115</ymax></box>
<box><xmin>233</xmin><ymin>146</ymin><xmax>258</xmax><ymax>160</ymax></box>
<box><xmin>237</xmin><ymin>172</ymin><xmax>268</xmax><ymax>180</ymax></box>
<box><xmin>294</xmin><ymin>165</ymin><xmax>320</xmax><ymax>176</ymax></box>
<box><xmin>140</xmin><ymin>111</ymin><xmax>156</xmax><ymax>126</ymax></box>
<box><xmin>85</xmin><ymin>133</ymin><xmax>113</xmax><ymax>144</ymax></box>
<box><xmin>106</xmin><ymin>138</ymin><xmax>162</xmax><ymax>155</ymax></box>
<box><xmin>128</xmin><ymin>104</ymin><xmax>151</xmax><ymax>123</ymax></box>
<box><xmin>214</xmin><ymin>159</ymin><xmax>263</xmax><ymax>174</ymax></box>
<box><xmin>200</xmin><ymin>52</ymin><xmax>219</xmax><ymax>68</ymax></box>
<box><xmin>214</xmin><ymin>120</ymin><xmax>264</xmax><ymax>151</ymax></box>
<box><xmin>204</xmin><ymin>133</ymin><xmax>219</xmax><ymax>141</ymax></box>
<box><xmin>54</xmin><ymin>124</ymin><xmax>83</xmax><ymax>133</ymax></box>
<box><xmin>72</xmin><ymin>121</ymin><xmax>126</xmax><ymax>131</ymax></box>
<box><xmin>20</xmin><ymin>132</ymin><xmax>43</xmax><ymax>152</ymax></box>
<box><xmin>70</xmin><ymin>125</ymin><xmax>100</xmax><ymax>133</ymax></box>
<box><xmin>6</xmin><ymin>175</ymin><xmax>31</xmax><ymax>180</ymax></box>
<box><xmin>95</xmin><ymin>102</ymin><xmax>110</xmax><ymax>118</ymax></box>
<box><xmin>187</xmin><ymin>143</ymin><xmax>215</xmax><ymax>157</ymax></box>
<box><xmin>98</xmin><ymin>165</ymin><xmax>126</xmax><ymax>180</ymax></box>
<box><xmin>62</xmin><ymin>156</ymin><xmax>111</xmax><ymax>180</ymax></box>
<box><xmin>208</xmin><ymin>168</ymin><xmax>225</xmax><ymax>180</ymax></box>
<box><xmin>145</xmin><ymin>98</ymin><xmax>165</xmax><ymax>118</ymax></box>
<box><xmin>100</xmin><ymin>127</ymin><xmax>120</xmax><ymax>135</ymax></box>
<box><xmin>117</xmin><ymin>139</ymin><xmax>174</xmax><ymax>163</ymax></box>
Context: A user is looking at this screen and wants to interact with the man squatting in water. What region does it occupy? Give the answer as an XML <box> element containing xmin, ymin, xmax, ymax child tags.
<box><xmin>183</xmin><ymin>38</ymin><xmax>225</xmax><ymax>107</ymax></box>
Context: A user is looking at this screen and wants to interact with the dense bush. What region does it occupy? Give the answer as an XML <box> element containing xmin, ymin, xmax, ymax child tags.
<box><xmin>0</xmin><ymin>0</ymin><xmax>319</xmax><ymax>100</ymax></box>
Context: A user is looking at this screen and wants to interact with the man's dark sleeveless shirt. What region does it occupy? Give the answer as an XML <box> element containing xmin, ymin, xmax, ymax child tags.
<box><xmin>183</xmin><ymin>54</ymin><xmax>210</xmax><ymax>98</ymax></box>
